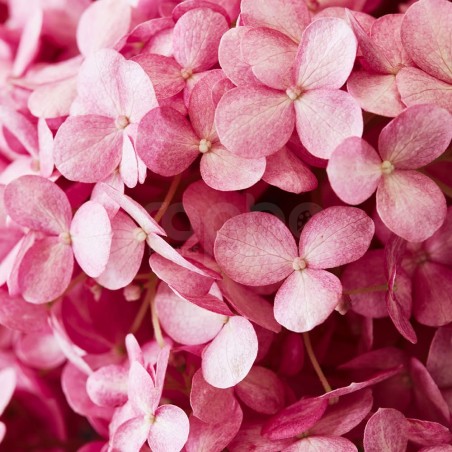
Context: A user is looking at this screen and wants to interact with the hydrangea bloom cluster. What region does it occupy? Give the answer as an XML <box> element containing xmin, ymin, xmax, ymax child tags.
<box><xmin>0</xmin><ymin>0</ymin><xmax>451</xmax><ymax>450</ymax></box>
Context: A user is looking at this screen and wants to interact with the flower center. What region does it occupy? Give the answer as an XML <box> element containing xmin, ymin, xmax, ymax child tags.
<box><xmin>115</xmin><ymin>115</ymin><xmax>130</xmax><ymax>130</ymax></box>
<box><xmin>292</xmin><ymin>257</ymin><xmax>307</xmax><ymax>271</ymax></box>
<box><xmin>59</xmin><ymin>231</ymin><xmax>72</xmax><ymax>245</ymax></box>
<box><xmin>134</xmin><ymin>228</ymin><xmax>147</xmax><ymax>242</ymax></box>
<box><xmin>286</xmin><ymin>86</ymin><xmax>303</xmax><ymax>101</ymax></box>
<box><xmin>198</xmin><ymin>139</ymin><xmax>212</xmax><ymax>154</ymax></box>
<box><xmin>145</xmin><ymin>413</ymin><xmax>156</xmax><ymax>424</ymax></box>
<box><xmin>31</xmin><ymin>158</ymin><xmax>40</xmax><ymax>172</ymax></box>
<box><xmin>381</xmin><ymin>160</ymin><xmax>395</xmax><ymax>175</ymax></box>
<box><xmin>181</xmin><ymin>68</ymin><xmax>193</xmax><ymax>80</ymax></box>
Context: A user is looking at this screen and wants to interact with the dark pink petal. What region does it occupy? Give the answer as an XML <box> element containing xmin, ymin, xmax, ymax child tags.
<box><xmin>427</xmin><ymin>324</ymin><xmax>452</xmax><ymax>387</ymax></box>
<box><xmin>70</xmin><ymin>201</ymin><xmax>112</xmax><ymax>278</ymax></box>
<box><xmin>73</xmin><ymin>49</ymin><xmax>158</xmax><ymax>122</ymax></box>
<box><xmin>136</xmin><ymin>107</ymin><xmax>199</xmax><ymax>177</ymax></box>
<box><xmin>215</xmin><ymin>86</ymin><xmax>295</xmax><ymax>158</ymax></box>
<box><xmin>263</xmin><ymin>146</ymin><xmax>317</xmax><ymax>194</ymax></box>
<box><xmin>219</xmin><ymin>276</ymin><xmax>281</xmax><ymax>333</ymax></box>
<box><xmin>310</xmin><ymin>390</ymin><xmax>373</xmax><ymax>437</ymax></box>
<box><xmin>397</xmin><ymin>67</ymin><xmax>452</xmax><ymax>113</ymax></box>
<box><xmin>0</xmin><ymin>367</ymin><xmax>15</xmax><ymax>415</ymax></box>
<box><xmin>378</xmin><ymin>105</ymin><xmax>452</xmax><ymax>169</ymax></box>
<box><xmin>240</xmin><ymin>0</ymin><xmax>310</xmax><ymax>43</ymax></box>
<box><xmin>132</xmin><ymin>54</ymin><xmax>185</xmax><ymax>100</ymax></box>
<box><xmin>413</xmin><ymin>262</ymin><xmax>452</xmax><ymax>327</ymax></box>
<box><xmin>296</xmin><ymin>18</ymin><xmax>357</xmax><ymax>90</ymax></box>
<box><xmin>202</xmin><ymin>316</ymin><xmax>258</xmax><ymax>388</ymax></box>
<box><xmin>376</xmin><ymin>170</ymin><xmax>447</xmax><ymax>242</ymax></box>
<box><xmin>241</xmin><ymin>28</ymin><xmax>297</xmax><ymax>90</ymax></box>
<box><xmin>327</xmin><ymin>137</ymin><xmax>382</xmax><ymax>205</ymax></box>
<box><xmin>201</xmin><ymin>146</ymin><xmax>265</xmax><ymax>191</ymax></box>
<box><xmin>112</xmin><ymin>416</ymin><xmax>149</xmax><ymax>452</ymax></box>
<box><xmin>18</xmin><ymin>237</ymin><xmax>74</xmax><ymax>304</ymax></box>
<box><xmin>262</xmin><ymin>397</ymin><xmax>329</xmax><ymax>440</ymax></box>
<box><xmin>214</xmin><ymin>212</ymin><xmax>297</xmax><ymax>286</ymax></box>
<box><xmin>54</xmin><ymin>116</ymin><xmax>123</xmax><ymax>183</ymax></box>
<box><xmin>183</xmin><ymin>180</ymin><xmax>248</xmax><ymax>255</ymax></box>
<box><xmin>173</xmin><ymin>8</ymin><xmax>228</xmax><ymax>72</ymax></box>
<box><xmin>274</xmin><ymin>269</ymin><xmax>342</xmax><ymax>332</ymax></box>
<box><xmin>76</xmin><ymin>0</ymin><xmax>131</xmax><ymax>57</ymax></box>
<box><xmin>284</xmin><ymin>436</ymin><xmax>358</xmax><ymax>452</ymax></box>
<box><xmin>156</xmin><ymin>282</ymin><xmax>227</xmax><ymax>345</ymax></box>
<box><xmin>347</xmin><ymin>71</ymin><xmax>404</xmax><ymax>117</ymax></box>
<box><xmin>364</xmin><ymin>408</ymin><xmax>408</xmax><ymax>452</ymax></box>
<box><xmin>0</xmin><ymin>290</ymin><xmax>48</xmax><ymax>332</ymax></box>
<box><xmin>218</xmin><ymin>27</ymin><xmax>259</xmax><ymax>87</ymax></box>
<box><xmin>37</xmin><ymin>118</ymin><xmax>54</xmax><ymax>178</ymax></box>
<box><xmin>185</xmin><ymin>403</ymin><xmax>243</xmax><ymax>452</ymax></box>
<box><xmin>410</xmin><ymin>357</ymin><xmax>450</xmax><ymax>424</ymax></box>
<box><xmin>172</xmin><ymin>1</ymin><xmax>230</xmax><ymax>22</ymax></box>
<box><xmin>401</xmin><ymin>0</ymin><xmax>452</xmax><ymax>84</ymax></box>
<box><xmin>4</xmin><ymin>175</ymin><xmax>71</xmax><ymax>235</ymax></box>
<box><xmin>190</xmin><ymin>369</ymin><xmax>238</xmax><ymax>423</ymax></box>
<box><xmin>300</xmin><ymin>206</ymin><xmax>375</xmax><ymax>269</ymax></box>
<box><xmin>424</xmin><ymin>206</ymin><xmax>452</xmax><ymax>266</ymax></box>
<box><xmin>295</xmin><ymin>89</ymin><xmax>363</xmax><ymax>159</ymax></box>
<box><xmin>235</xmin><ymin>366</ymin><xmax>285</xmax><ymax>415</ymax></box>
<box><xmin>86</xmin><ymin>364</ymin><xmax>128</xmax><ymax>407</ymax></box>
<box><xmin>148</xmin><ymin>404</ymin><xmax>189</xmax><ymax>451</ymax></box>
<box><xmin>407</xmin><ymin>418</ymin><xmax>452</xmax><ymax>447</ymax></box>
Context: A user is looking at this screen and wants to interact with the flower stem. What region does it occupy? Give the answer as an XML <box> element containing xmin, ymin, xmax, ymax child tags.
<box><xmin>154</xmin><ymin>173</ymin><xmax>182</xmax><ymax>223</ymax></box>
<box><xmin>302</xmin><ymin>332</ymin><xmax>332</xmax><ymax>393</ymax></box>
<box><xmin>343</xmin><ymin>284</ymin><xmax>388</xmax><ymax>295</ymax></box>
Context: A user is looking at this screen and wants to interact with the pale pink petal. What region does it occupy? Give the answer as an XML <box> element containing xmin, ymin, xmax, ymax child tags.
<box><xmin>185</xmin><ymin>404</ymin><xmax>243</xmax><ymax>452</ymax></box>
<box><xmin>296</xmin><ymin>18</ymin><xmax>357</xmax><ymax>90</ymax></box>
<box><xmin>136</xmin><ymin>107</ymin><xmax>199</xmax><ymax>177</ymax></box>
<box><xmin>378</xmin><ymin>104</ymin><xmax>452</xmax><ymax>169</ymax></box>
<box><xmin>295</xmin><ymin>89</ymin><xmax>363</xmax><ymax>159</ymax></box>
<box><xmin>37</xmin><ymin>118</ymin><xmax>54</xmax><ymax>178</ymax></box>
<box><xmin>118</xmin><ymin>133</ymin><xmax>138</xmax><ymax>189</ymax></box>
<box><xmin>54</xmin><ymin>116</ymin><xmax>123</xmax><ymax>183</ymax></box>
<box><xmin>76</xmin><ymin>0</ymin><xmax>132</xmax><ymax>57</ymax></box>
<box><xmin>172</xmin><ymin>1</ymin><xmax>230</xmax><ymax>22</ymax></box>
<box><xmin>219</xmin><ymin>276</ymin><xmax>281</xmax><ymax>333</ymax></box>
<box><xmin>4</xmin><ymin>175</ymin><xmax>71</xmax><ymax>234</ymax></box>
<box><xmin>86</xmin><ymin>364</ymin><xmax>128</xmax><ymax>407</ymax></box>
<box><xmin>112</xmin><ymin>416</ymin><xmax>149</xmax><ymax>452</ymax></box>
<box><xmin>128</xmin><ymin>361</ymin><xmax>157</xmax><ymax>414</ymax></box>
<box><xmin>148</xmin><ymin>404</ymin><xmax>189</xmax><ymax>452</ymax></box>
<box><xmin>347</xmin><ymin>71</ymin><xmax>405</xmax><ymax>117</ymax></box>
<box><xmin>0</xmin><ymin>367</ymin><xmax>16</xmax><ymax>415</ymax></box>
<box><xmin>70</xmin><ymin>201</ymin><xmax>112</xmax><ymax>278</ymax></box>
<box><xmin>183</xmin><ymin>180</ymin><xmax>248</xmax><ymax>254</ymax></box>
<box><xmin>215</xmin><ymin>86</ymin><xmax>295</xmax><ymax>158</ymax></box>
<box><xmin>132</xmin><ymin>54</ymin><xmax>185</xmax><ymax>100</ymax></box>
<box><xmin>73</xmin><ymin>49</ymin><xmax>157</xmax><ymax>122</ymax></box>
<box><xmin>327</xmin><ymin>137</ymin><xmax>382</xmax><ymax>205</ymax></box>
<box><xmin>262</xmin><ymin>397</ymin><xmax>328</xmax><ymax>440</ymax></box>
<box><xmin>202</xmin><ymin>316</ymin><xmax>258</xmax><ymax>388</ymax></box>
<box><xmin>300</xmin><ymin>206</ymin><xmax>375</xmax><ymax>269</ymax></box>
<box><xmin>274</xmin><ymin>269</ymin><xmax>342</xmax><ymax>332</ymax></box>
<box><xmin>201</xmin><ymin>146</ymin><xmax>265</xmax><ymax>191</ymax></box>
<box><xmin>18</xmin><ymin>237</ymin><xmax>74</xmax><ymax>304</ymax></box>
<box><xmin>401</xmin><ymin>0</ymin><xmax>452</xmax><ymax>84</ymax></box>
<box><xmin>397</xmin><ymin>67</ymin><xmax>452</xmax><ymax>113</ymax></box>
<box><xmin>241</xmin><ymin>28</ymin><xmax>298</xmax><ymax>90</ymax></box>
<box><xmin>156</xmin><ymin>282</ymin><xmax>227</xmax><ymax>345</ymax></box>
<box><xmin>407</xmin><ymin>418</ymin><xmax>452</xmax><ymax>447</ymax></box>
<box><xmin>235</xmin><ymin>366</ymin><xmax>285</xmax><ymax>415</ymax></box>
<box><xmin>173</xmin><ymin>8</ymin><xmax>228</xmax><ymax>72</ymax></box>
<box><xmin>263</xmin><ymin>146</ymin><xmax>317</xmax><ymax>194</ymax></box>
<box><xmin>218</xmin><ymin>27</ymin><xmax>259</xmax><ymax>87</ymax></box>
<box><xmin>376</xmin><ymin>171</ymin><xmax>447</xmax><ymax>242</ymax></box>
<box><xmin>99</xmin><ymin>184</ymin><xmax>165</xmax><ymax>236</ymax></box>
<box><xmin>240</xmin><ymin>0</ymin><xmax>310</xmax><ymax>43</ymax></box>
<box><xmin>284</xmin><ymin>436</ymin><xmax>358</xmax><ymax>452</ymax></box>
<box><xmin>190</xmin><ymin>369</ymin><xmax>238</xmax><ymax>423</ymax></box>
<box><xmin>214</xmin><ymin>212</ymin><xmax>297</xmax><ymax>286</ymax></box>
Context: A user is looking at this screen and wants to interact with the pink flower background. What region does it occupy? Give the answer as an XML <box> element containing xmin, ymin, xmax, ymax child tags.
<box><xmin>0</xmin><ymin>0</ymin><xmax>451</xmax><ymax>450</ymax></box>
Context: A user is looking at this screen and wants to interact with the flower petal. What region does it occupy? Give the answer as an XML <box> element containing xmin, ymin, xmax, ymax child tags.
<box><xmin>214</xmin><ymin>212</ymin><xmax>297</xmax><ymax>286</ymax></box>
<box><xmin>376</xmin><ymin>170</ymin><xmax>447</xmax><ymax>242</ymax></box>
<box><xmin>285</xmin><ymin>436</ymin><xmax>358</xmax><ymax>452</ymax></box>
<box><xmin>112</xmin><ymin>416</ymin><xmax>149</xmax><ymax>452</ymax></box>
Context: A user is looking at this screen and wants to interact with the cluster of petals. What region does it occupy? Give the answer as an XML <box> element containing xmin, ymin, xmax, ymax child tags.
<box><xmin>0</xmin><ymin>0</ymin><xmax>451</xmax><ymax>450</ymax></box>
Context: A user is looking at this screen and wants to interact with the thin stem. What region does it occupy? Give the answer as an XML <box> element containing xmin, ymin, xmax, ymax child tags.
<box><xmin>343</xmin><ymin>284</ymin><xmax>388</xmax><ymax>296</ymax></box>
<box><xmin>303</xmin><ymin>332</ymin><xmax>332</xmax><ymax>393</ymax></box>
<box><xmin>129</xmin><ymin>283</ymin><xmax>153</xmax><ymax>334</ymax></box>
<box><xmin>154</xmin><ymin>173</ymin><xmax>182</xmax><ymax>223</ymax></box>
<box><xmin>149</xmin><ymin>278</ymin><xmax>164</xmax><ymax>348</ymax></box>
